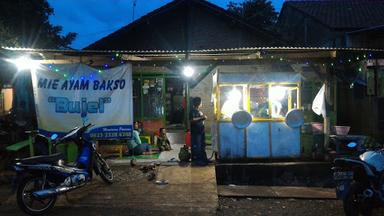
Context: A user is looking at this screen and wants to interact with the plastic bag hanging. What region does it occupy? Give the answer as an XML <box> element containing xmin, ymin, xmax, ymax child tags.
<box><xmin>312</xmin><ymin>84</ymin><xmax>326</xmax><ymax>117</ymax></box>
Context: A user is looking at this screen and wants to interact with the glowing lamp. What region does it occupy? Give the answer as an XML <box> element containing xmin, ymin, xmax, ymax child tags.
<box><xmin>8</xmin><ymin>56</ymin><xmax>40</xmax><ymax>71</ymax></box>
<box><xmin>221</xmin><ymin>88</ymin><xmax>242</xmax><ymax>118</ymax></box>
<box><xmin>269</xmin><ymin>86</ymin><xmax>287</xmax><ymax>101</ymax></box>
<box><xmin>183</xmin><ymin>66</ymin><xmax>195</xmax><ymax>77</ymax></box>
<box><xmin>227</xmin><ymin>88</ymin><xmax>242</xmax><ymax>99</ymax></box>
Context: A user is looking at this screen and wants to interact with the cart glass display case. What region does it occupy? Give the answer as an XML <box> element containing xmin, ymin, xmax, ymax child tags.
<box><xmin>212</xmin><ymin>70</ymin><xmax>302</xmax><ymax>159</ymax></box>
<box><xmin>219</xmin><ymin>85</ymin><xmax>247</xmax><ymax>119</ymax></box>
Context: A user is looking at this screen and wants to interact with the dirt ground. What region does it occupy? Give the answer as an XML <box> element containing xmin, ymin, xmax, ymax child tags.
<box><xmin>218</xmin><ymin>197</ymin><xmax>384</xmax><ymax>216</ymax></box>
<box><xmin>218</xmin><ymin>197</ymin><xmax>343</xmax><ymax>216</ymax></box>
<box><xmin>2</xmin><ymin>164</ymin><xmax>384</xmax><ymax>216</ymax></box>
<box><xmin>2</xmin><ymin>196</ymin><xmax>383</xmax><ymax>216</ymax></box>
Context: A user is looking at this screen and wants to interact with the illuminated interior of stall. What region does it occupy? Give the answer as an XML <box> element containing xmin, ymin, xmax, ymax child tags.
<box><xmin>217</xmin><ymin>83</ymin><xmax>300</xmax><ymax>121</ymax></box>
<box><xmin>219</xmin><ymin>85</ymin><xmax>247</xmax><ymax>119</ymax></box>
<box><xmin>0</xmin><ymin>87</ymin><xmax>13</xmax><ymax>115</ymax></box>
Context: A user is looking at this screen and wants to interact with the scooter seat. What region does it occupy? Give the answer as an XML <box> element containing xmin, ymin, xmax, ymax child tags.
<box><xmin>20</xmin><ymin>153</ymin><xmax>64</xmax><ymax>165</ymax></box>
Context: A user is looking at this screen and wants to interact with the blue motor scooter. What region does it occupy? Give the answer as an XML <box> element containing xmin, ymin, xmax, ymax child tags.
<box><xmin>13</xmin><ymin>124</ymin><xmax>113</xmax><ymax>215</ymax></box>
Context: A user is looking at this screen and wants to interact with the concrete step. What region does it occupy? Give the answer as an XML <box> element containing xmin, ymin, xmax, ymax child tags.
<box><xmin>218</xmin><ymin>185</ymin><xmax>336</xmax><ymax>199</ymax></box>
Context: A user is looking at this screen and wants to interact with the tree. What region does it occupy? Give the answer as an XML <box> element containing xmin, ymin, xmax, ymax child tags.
<box><xmin>0</xmin><ymin>0</ymin><xmax>76</xmax><ymax>49</ymax></box>
<box><xmin>0</xmin><ymin>21</ymin><xmax>19</xmax><ymax>47</ymax></box>
<box><xmin>227</xmin><ymin>0</ymin><xmax>278</xmax><ymax>29</ymax></box>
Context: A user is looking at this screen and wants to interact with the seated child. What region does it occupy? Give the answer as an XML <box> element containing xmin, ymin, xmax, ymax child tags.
<box><xmin>155</xmin><ymin>128</ymin><xmax>172</xmax><ymax>151</ymax></box>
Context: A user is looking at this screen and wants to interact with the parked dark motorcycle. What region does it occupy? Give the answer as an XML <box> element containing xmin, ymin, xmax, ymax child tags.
<box><xmin>13</xmin><ymin>124</ymin><xmax>113</xmax><ymax>215</ymax></box>
<box><xmin>333</xmin><ymin>143</ymin><xmax>384</xmax><ymax>216</ymax></box>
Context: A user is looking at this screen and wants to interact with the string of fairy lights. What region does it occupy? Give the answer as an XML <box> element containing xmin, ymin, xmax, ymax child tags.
<box><xmin>46</xmin><ymin>53</ymin><xmax>126</xmax><ymax>79</ymax></box>
<box><xmin>45</xmin><ymin>51</ymin><xmax>378</xmax><ymax>81</ymax></box>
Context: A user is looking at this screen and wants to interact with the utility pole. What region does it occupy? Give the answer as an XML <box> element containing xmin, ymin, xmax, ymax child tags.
<box><xmin>132</xmin><ymin>0</ymin><xmax>137</xmax><ymax>22</ymax></box>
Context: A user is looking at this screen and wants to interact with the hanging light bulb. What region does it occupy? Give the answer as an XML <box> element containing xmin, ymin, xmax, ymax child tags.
<box><xmin>8</xmin><ymin>56</ymin><xmax>40</xmax><ymax>71</ymax></box>
<box><xmin>183</xmin><ymin>66</ymin><xmax>195</xmax><ymax>77</ymax></box>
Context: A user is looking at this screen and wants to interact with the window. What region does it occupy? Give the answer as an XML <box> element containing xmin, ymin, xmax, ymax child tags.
<box><xmin>218</xmin><ymin>83</ymin><xmax>299</xmax><ymax>120</ymax></box>
<box><xmin>219</xmin><ymin>85</ymin><xmax>246</xmax><ymax>119</ymax></box>
<box><xmin>269</xmin><ymin>85</ymin><xmax>299</xmax><ymax>118</ymax></box>
<box><xmin>250</xmin><ymin>85</ymin><xmax>269</xmax><ymax>118</ymax></box>
<box><xmin>270</xmin><ymin>85</ymin><xmax>289</xmax><ymax>118</ymax></box>
<box><xmin>142</xmin><ymin>78</ymin><xmax>164</xmax><ymax>118</ymax></box>
<box><xmin>165</xmin><ymin>78</ymin><xmax>184</xmax><ymax>124</ymax></box>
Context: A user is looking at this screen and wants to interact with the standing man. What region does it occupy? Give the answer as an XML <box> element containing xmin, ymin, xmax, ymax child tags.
<box><xmin>189</xmin><ymin>97</ymin><xmax>209</xmax><ymax>166</ymax></box>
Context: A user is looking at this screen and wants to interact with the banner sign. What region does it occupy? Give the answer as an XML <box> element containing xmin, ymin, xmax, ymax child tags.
<box><xmin>31</xmin><ymin>63</ymin><xmax>133</xmax><ymax>140</ymax></box>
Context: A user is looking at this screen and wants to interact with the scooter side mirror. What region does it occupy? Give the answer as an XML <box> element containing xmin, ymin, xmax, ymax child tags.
<box><xmin>347</xmin><ymin>142</ymin><xmax>357</xmax><ymax>148</ymax></box>
<box><xmin>50</xmin><ymin>133</ymin><xmax>58</xmax><ymax>141</ymax></box>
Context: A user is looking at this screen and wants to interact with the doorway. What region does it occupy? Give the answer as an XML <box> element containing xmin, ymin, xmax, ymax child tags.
<box><xmin>165</xmin><ymin>78</ymin><xmax>185</xmax><ymax>127</ymax></box>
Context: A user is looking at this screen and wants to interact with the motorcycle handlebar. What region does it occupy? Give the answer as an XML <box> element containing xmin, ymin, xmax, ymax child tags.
<box><xmin>54</xmin><ymin>123</ymin><xmax>94</xmax><ymax>145</ymax></box>
<box><xmin>80</xmin><ymin>123</ymin><xmax>93</xmax><ymax>133</ymax></box>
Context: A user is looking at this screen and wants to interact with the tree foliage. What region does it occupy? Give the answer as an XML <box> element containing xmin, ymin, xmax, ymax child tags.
<box><xmin>0</xmin><ymin>0</ymin><xmax>76</xmax><ymax>49</ymax></box>
<box><xmin>227</xmin><ymin>0</ymin><xmax>278</xmax><ymax>28</ymax></box>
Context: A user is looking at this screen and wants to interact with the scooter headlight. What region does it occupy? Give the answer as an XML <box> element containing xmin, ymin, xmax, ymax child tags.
<box><xmin>13</xmin><ymin>165</ymin><xmax>24</xmax><ymax>172</ymax></box>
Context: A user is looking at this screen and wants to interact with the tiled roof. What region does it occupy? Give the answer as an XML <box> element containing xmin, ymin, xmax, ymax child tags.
<box><xmin>84</xmin><ymin>0</ymin><xmax>283</xmax><ymax>51</ymax></box>
<box><xmin>284</xmin><ymin>0</ymin><xmax>384</xmax><ymax>29</ymax></box>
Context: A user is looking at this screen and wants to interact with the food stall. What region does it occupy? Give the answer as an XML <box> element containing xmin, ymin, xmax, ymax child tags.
<box><xmin>211</xmin><ymin>65</ymin><xmax>302</xmax><ymax>159</ymax></box>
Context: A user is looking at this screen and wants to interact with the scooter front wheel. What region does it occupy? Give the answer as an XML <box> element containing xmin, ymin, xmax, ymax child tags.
<box><xmin>17</xmin><ymin>176</ymin><xmax>57</xmax><ymax>215</ymax></box>
<box><xmin>95</xmin><ymin>153</ymin><xmax>114</xmax><ymax>184</ymax></box>
<box><xmin>343</xmin><ymin>182</ymin><xmax>372</xmax><ymax>216</ymax></box>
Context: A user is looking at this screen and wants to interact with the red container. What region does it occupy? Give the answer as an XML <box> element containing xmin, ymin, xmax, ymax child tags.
<box><xmin>185</xmin><ymin>131</ymin><xmax>191</xmax><ymax>148</ymax></box>
<box><xmin>334</xmin><ymin>126</ymin><xmax>350</xmax><ymax>136</ymax></box>
<box><xmin>311</xmin><ymin>122</ymin><xmax>324</xmax><ymax>134</ymax></box>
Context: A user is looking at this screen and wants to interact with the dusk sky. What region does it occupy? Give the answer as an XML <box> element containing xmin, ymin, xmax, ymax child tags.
<box><xmin>48</xmin><ymin>0</ymin><xmax>284</xmax><ymax>49</ymax></box>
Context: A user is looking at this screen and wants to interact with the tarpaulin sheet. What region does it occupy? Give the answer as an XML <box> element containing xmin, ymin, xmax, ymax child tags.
<box><xmin>31</xmin><ymin>63</ymin><xmax>133</xmax><ymax>139</ymax></box>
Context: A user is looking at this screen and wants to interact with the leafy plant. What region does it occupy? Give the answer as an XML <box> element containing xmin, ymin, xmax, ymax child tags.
<box><xmin>0</xmin><ymin>0</ymin><xmax>76</xmax><ymax>49</ymax></box>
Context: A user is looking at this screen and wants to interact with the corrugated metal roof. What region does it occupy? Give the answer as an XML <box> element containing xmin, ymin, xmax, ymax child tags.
<box><xmin>3</xmin><ymin>46</ymin><xmax>384</xmax><ymax>54</ymax></box>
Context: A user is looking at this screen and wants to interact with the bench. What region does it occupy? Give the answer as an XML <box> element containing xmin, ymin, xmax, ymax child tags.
<box><xmin>5</xmin><ymin>132</ymin><xmax>76</xmax><ymax>162</ymax></box>
<box><xmin>95</xmin><ymin>135</ymin><xmax>152</xmax><ymax>160</ymax></box>
<box><xmin>140</xmin><ymin>135</ymin><xmax>151</xmax><ymax>145</ymax></box>
<box><xmin>6</xmin><ymin>136</ymin><xmax>34</xmax><ymax>156</ymax></box>
<box><xmin>96</xmin><ymin>141</ymin><xmax>125</xmax><ymax>159</ymax></box>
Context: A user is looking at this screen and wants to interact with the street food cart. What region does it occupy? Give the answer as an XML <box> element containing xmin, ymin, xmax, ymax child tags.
<box><xmin>211</xmin><ymin>65</ymin><xmax>302</xmax><ymax>159</ymax></box>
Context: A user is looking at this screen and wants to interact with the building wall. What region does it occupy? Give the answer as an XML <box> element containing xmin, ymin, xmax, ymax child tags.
<box><xmin>347</xmin><ymin>31</ymin><xmax>384</xmax><ymax>49</ymax></box>
<box><xmin>337</xmin><ymin>82</ymin><xmax>381</xmax><ymax>140</ymax></box>
<box><xmin>190</xmin><ymin>72</ymin><xmax>214</xmax><ymax>133</ymax></box>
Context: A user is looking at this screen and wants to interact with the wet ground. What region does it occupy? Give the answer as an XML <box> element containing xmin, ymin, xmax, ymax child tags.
<box><xmin>0</xmin><ymin>164</ymin><xmax>217</xmax><ymax>216</ymax></box>
<box><xmin>1</xmin><ymin>164</ymin><xmax>384</xmax><ymax>216</ymax></box>
<box><xmin>3</xmin><ymin>196</ymin><xmax>383</xmax><ymax>216</ymax></box>
<box><xmin>218</xmin><ymin>197</ymin><xmax>384</xmax><ymax>216</ymax></box>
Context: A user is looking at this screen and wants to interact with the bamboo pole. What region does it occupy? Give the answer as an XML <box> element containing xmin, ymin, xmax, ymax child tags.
<box><xmin>324</xmin><ymin>74</ymin><xmax>331</xmax><ymax>150</ymax></box>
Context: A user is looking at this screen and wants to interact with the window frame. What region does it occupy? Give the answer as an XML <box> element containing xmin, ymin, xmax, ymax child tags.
<box><xmin>217</xmin><ymin>84</ymin><xmax>248</xmax><ymax>121</ymax></box>
<box><xmin>216</xmin><ymin>82</ymin><xmax>300</xmax><ymax>122</ymax></box>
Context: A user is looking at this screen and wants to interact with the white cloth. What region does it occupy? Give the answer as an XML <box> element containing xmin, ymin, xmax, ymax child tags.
<box><xmin>312</xmin><ymin>84</ymin><xmax>326</xmax><ymax>117</ymax></box>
